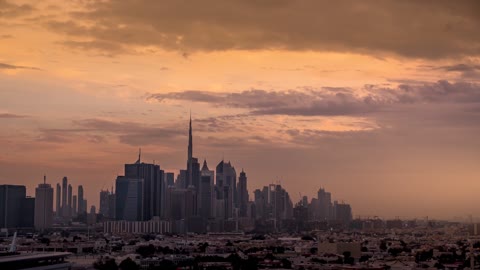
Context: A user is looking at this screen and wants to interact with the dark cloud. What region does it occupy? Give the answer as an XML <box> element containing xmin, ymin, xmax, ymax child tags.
<box><xmin>73</xmin><ymin>118</ymin><xmax>185</xmax><ymax>146</ymax></box>
<box><xmin>0</xmin><ymin>62</ymin><xmax>41</xmax><ymax>70</ymax></box>
<box><xmin>0</xmin><ymin>0</ymin><xmax>34</xmax><ymax>18</ymax></box>
<box><xmin>0</xmin><ymin>113</ymin><xmax>28</xmax><ymax>118</ymax></box>
<box><xmin>0</xmin><ymin>34</ymin><xmax>13</xmax><ymax>39</ymax></box>
<box><xmin>44</xmin><ymin>0</ymin><xmax>480</xmax><ymax>58</ymax></box>
<box><xmin>438</xmin><ymin>64</ymin><xmax>480</xmax><ymax>72</ymax></box>
<box><xmin>149</xmin><ymin>81</ymin><xmax>480</xmax><ymax>117</ymax></box>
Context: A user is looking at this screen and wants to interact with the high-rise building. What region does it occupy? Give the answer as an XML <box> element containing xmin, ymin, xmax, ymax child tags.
<box><xmin>78</xmin><ymin>185</ymin><xmax>85</xmax><ymax>214</ymax></box>
<box><xmin>333</xmin><ymin>201</ymin><xmax>352</xmax><ymax>224</ymax></box>
<box><xmin>72</xmin><ymin>195</ymin><xmax>77</xmax><ymax>217</ymax></box>
<box><xmin>0</xmin><ymin>185</ymin><xmax>27</xmax><ymax>228</ymax></box>
<box><xmin>165</xmin><ymin>172</ymin><xmax>175</xmax><ymax>187</ymax></box>
<box><xmin>61</xmin><ymin>177</ymin><xmax>68</xmax><ymax>217</ymax></box>
<box><xmin>216</xmin><ymin>160</ymin><xmax>237</xmax><ymax>219</ymax></box>
<box><xmin>317</xmin><ymin>188</ymin><xmax>332</xmax><ymax>221</ymax></box>
<box><xmin>99</xmin><ymin>190</ymin><xmax>110</xmax><ymax>216</ymax></box>
<box><xmin>124</xmin><ymin>151</ymin><xmax>164</xmax><ymax>220</ymax></box>
<box><xmin>237</xmin><ymin>169</ymin><xmax>249</xmax><ymax>217</ymax></box>
<box><xmin>199</xmin><ymin>160</ymin><xmax>214</xmax><ymax>220</ymax></box>
<box><xmin>20</xmin><ymin>197</ymin><xmax>35</xmax><ymax>228</ymax></box>
<box><xmin>34</xmin><ymin>176</ymin><xmax>54</xmax><ymax>230</ymax></box>
<box><xmin>67</xmin><ymin>184</ymin><xmax>72</xmax><ymax>217</ymax></box>
<box><xmin>56</xmin><ymin>183</ymin><xmax>61</xmax><ymax>217</ymax></box>
<box><xmin>115</xmin><ymin>176</ymin><xmax>144</xmax><ymax>221</ymax></box>
<box><xmin>165</xmin><ymin>186</ymin><xmax>197</xmax><ymax>221</ymax></box>
<box><xmin>107</xmin><ymin>190</ymin><xmax>115</xmax><ymax>219</ymax></box>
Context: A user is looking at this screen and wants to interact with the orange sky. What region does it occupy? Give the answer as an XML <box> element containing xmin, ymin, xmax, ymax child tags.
<box><xmin>1</xmin><ymin>0</ymin><xmax>480</xmax><ymax>220</ymax></box>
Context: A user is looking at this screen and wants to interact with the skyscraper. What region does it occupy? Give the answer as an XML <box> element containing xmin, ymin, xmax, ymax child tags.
<box><xmin>56</xmin><ymin>183</ymin><xmax>61</xmax><ymax>217</ymax></box>
<box><xmin>78</xmin><ymin>185</ymin><xmax>85</xmax><ymax>215</ymax></box>
<box><xmin>216</xmin><ymin>160</ymin><xmax>237</xmax><ymax>219</ymax></box>
<box><xmin>115</xmin><ymin>176</ymin><xmax>144</xmax><ymax>221</ymax></box>
<box><xmin>199</xmin><ymin>160</ymin><xmax>214</xmax><ymax>220</ymax></box>
<box><xmin>72</xmin><ymin>195</ymin><xmax>77</xmax><ymax>217</ymax></box>
<box><xmin>67</xmin><ymin>184</ymin><xmax>72</xmax><ymax>217</ymax></box>
<box><xmin>0</xmin><ymin>185</ymin><xmax>27</xmax><ymax>228</ymax></box>
<box><xmin>185</xmin><ymin>115</ymin><xmax>200</xmax><ymax>191</ymax></box>
<box><xmin>124</xmin><ymin>151</ymin><xmax>164</xmax><ymax>220</ymax></box>
<box><xmin>34</xmin><ymin>175</ymin><xmax>53</xmax><ymax>230</ymax></box>
<box><xmin>317</xmin><ymin>188</ymin><xmax>332</xmax><ymax>221</ymax></box>
<box><xmin>237</xmin><ymin>169</ymin><xmax>249</xmax><ymax>217</ymax></box>
<box><xmin>165</xmin><ymin>172</ymin><xmax>175</xmax><ymax>187</ymax></box>
<box><xmin>99</xmin><ymin>190</ymin><xmax>110</xmax><ymax>216</ymax></box>
<box><xmin>61</xmin><ymin>177</ymin><xmax>67</xmax><ymax>217</ymax></box>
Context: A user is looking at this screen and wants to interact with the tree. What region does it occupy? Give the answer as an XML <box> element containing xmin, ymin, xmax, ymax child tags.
<box><xmin>93</xmin><ymin>258</ymin><xmax>118</xmax><ymax>270</ymax></box>
<box><xmin>119</xmin><ymin>258</ymin><xmax>139</xmax><ymax>270</ymax></box>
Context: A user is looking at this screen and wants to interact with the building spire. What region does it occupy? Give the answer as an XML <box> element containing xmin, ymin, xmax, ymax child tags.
<box><xmin>187</xmin><ymin>112</ymin><xmax>193</xmax><ymax>188</ymax></box>
<box><xmin>136</xmin><ymin>148</ymin><xmax>141</xmax><ymax>164</ymax></box>
<box><xmin>43</xmin><ymin>174</ymin><xmax>46</xmax><ymax>184</ymax></box>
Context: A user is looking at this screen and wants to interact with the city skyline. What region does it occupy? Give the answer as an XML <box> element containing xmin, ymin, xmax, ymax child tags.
<box><xmin>1</xmin><ymin>0</ymin><xmax>480</xmax><ymax>219</ymax></box>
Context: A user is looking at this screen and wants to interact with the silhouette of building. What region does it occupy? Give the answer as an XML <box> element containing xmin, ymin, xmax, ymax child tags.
<box><xmin>165</xmin><ymin>172</ymin><xmax>175</xmax><ymax>187</ymax></box>
<box><xmin>55</xmin><ymin>183</ymin><xmax>61</xmax><ymax>217</ymax></box>
<box><xmin>72</xmin><ymin>195</ymin><xmax>77</xmax><ymax>217</ymax></box>
<box><xmin>237</xmin><ymin>169</ymin><xmax>249</xmax><ymax>218</ymax></box>
<box><xmin>34</xmin><ymin>176</ymin><xmax>53</xmax><ymax>230</ymax></box>
<box><xmin>317</xmin><ymin>188</ymin><xmax>332</xmax><ymax>221</ymax></box>
<box><xmin>333</xmin><ymin>201</ymin><xmax>352</xmax><ymax>224</ymax></box>
<box><xmin>77</xmin><ymin>185</ymin><xmax>85</xmax><ymax>215</ymax></box>
<box><xmin>124</xmin><ymin>150</ymin><xmax>164</xmax><ymax>220</ymax></box>
<box><xmin>115</xmin><ymin>176</ymin><xmax>144</xmax><ymax>221</ymax></box>
<box><xmin>61</xmin><ymin>177</ymin><xmax>68</xmax><ymax>218</ymax></box>
<box><xmin>215</xmin><ymin>160</ymin><xmax>237</xmax><ymax>220</ymax></box>
<box><xmin>99</xmin><ymin>190</ymin><xmax>110</xmax><ymax>216</ymax></box>
<box><xmin>0</xmin><ymin>185</ymin><xmax>30</xmax><ymax>228</ymax></box>
<box><xmin>67</xmin><ymin>184</ymin><xmax>72</xmax><ymax>218</ymax></box>
<box><xmin>199</xmin><ymin>160</ymin><xmax>214</xmax><ymax>220</ymax></box>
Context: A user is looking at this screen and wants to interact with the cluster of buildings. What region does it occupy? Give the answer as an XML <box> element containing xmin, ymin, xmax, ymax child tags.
<box><xmin>0</xmin><ymin>116</ymin><xmax>352</xmax><ymax>235</ymax></box>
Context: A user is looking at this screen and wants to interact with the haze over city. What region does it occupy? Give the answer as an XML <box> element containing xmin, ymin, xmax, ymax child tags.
<box><xmin>2</xmin><ymin>0</ymin><xmax>480</xmax><ymax>220</ymax></box>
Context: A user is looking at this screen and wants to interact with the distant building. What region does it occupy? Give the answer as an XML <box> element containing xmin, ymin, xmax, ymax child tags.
<box><xmin>124</xmin><ymin>151</ymin><xmax>164</xmax><ymax>220</ymax></box>
<box><xmin>104</xmin><ymin>218</ymin><xmax>171</xmax><ymax>234</ymax></box>
<box><xmin>165</xmin><ymin>186</ymin><xmax>197</xmax><ymax>221</ymax></box>
<box><xmin>115</xmin><ymin>176</ymin><xmax>144</xmax><ymax>221</ymax></box>
<box><xmin>34</xmin><ymin>176</ymin><xmax>54</xmax><ymax>230</ymax></box>
<box><xmin>67</xmin><ymin>184</ymin><xmax>72</xmax><ymax>218</ymax></box>
<box><xmin>333</xmin><ymin>201</ymin><xmax>352</xmax><ymax>224</ymax></box>
<box><xmin>61</xmin><ymin>177</ymin><xmax>68</xmax><ymax>218</ymax></box>
<box><xmin>165</xmin><ymin>172</ymin><xmax>175</xmax><ymax>187</ymax></box>
<box><xmin>77</xmin><ymin>185</ymin><xmax>85</xmax><ymax>214</ymax></box>
<box><xmin>0</xmin><ymin>185</ymin><xmax>27</xmax><ymax>228</ymax></box>
<box><xmin>237</xmin><ymin>169</ymin><xmax>249</xmax><ymax>218</ymax></box>
<box><xmin>20</xmin><ymin>197</ymin><xmax>35</xmax><ymax>228</ymax></box>
<box><xmin>55</xmin><ymin>183</ymin><xmax>61</xmax><ymax>217</ymax></box>
<box><xmin>199</xmin><ymin>160</ymin><xmax>214</xmax><ymax>220</ymax></box>
<box><xmin>72</xmin><ymin>195</ymin><xmax>77</xmax><ymax>217</ymax></box>
<box><xmin>216</xmin><ymin>160</ymin><xmax>237</xmax><ymax>219</ymax></box>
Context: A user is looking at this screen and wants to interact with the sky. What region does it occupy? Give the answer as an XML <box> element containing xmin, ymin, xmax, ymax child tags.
<box><xmin>1</xmin><ymin>0</ymin><xmax>480</xmax><ymax>220</ymax></box>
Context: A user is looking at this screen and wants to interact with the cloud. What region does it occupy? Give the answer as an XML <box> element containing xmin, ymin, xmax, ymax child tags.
<box><xmin>43</xmin><ymin>0</ymin><xmax>480</xmax><ymax>58</ymax></box>
<box><xmin>0</xmin><ymin>62</ymin><xmax>41</xmax><ymax>70</ymax></box>
<box><xmin>0</xmin><ymin>113</ymin><xmax>28</xmax><ymax>118</ymax></box>
<box><xmin>0</xmin><ymin>0</ymin><xmax>34</xmax><ymax>18</ymax></box>
<box><xmin>73</xmin><ymin>118</ymin><xmax>185</xmax><ymax>146</ymax></box>
<box><xmin>149</xmin><ymin>81</ymin><xmax>480</xmax><ymax>117</ymax></box>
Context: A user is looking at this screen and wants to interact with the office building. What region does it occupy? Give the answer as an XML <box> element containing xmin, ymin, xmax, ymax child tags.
<box><xmin>34</xmin><ymin>176</ymin><xmax>54</xmax><ymax>230</ymax></box>
<box><xmin>115</xmin><ymin>176</ymin><xmax>144</xmax><ymax>221</ymax></box>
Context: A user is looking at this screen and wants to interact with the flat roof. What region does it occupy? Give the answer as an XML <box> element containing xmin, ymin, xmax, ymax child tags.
<box><xmin>0</xmin><ymin>252</ymin><xmax>71</xmax><ymax>264</ymax></box>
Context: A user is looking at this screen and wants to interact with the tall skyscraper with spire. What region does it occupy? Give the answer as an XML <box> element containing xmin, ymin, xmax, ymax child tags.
<box><xmin>187</xmin><ymin>113</ymin><xmax>193</xmax><ymax>187</ymax></box>
<box><xmin>185</xmin><ymin>113</ymin><xmax>200</xmax><ymax>190</ymax></box>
